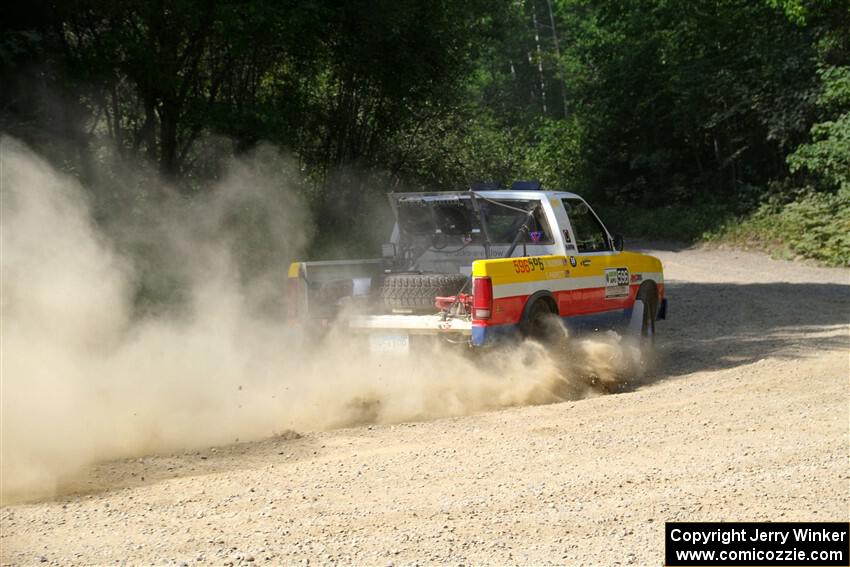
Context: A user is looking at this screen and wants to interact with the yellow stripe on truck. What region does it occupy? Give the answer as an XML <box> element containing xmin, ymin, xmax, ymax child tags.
<box><xmin>472</xmin><ymin>253</ymin><xmax>663</xmax><ymax>286</ymax></box>
<box><xmin>472</xmin><ymin>255</ymin><xmax>570</xmax><ymax>283</ymax></box>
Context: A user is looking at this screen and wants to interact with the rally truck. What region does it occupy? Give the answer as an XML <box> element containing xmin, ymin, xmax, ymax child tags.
<box><xmin>287</xmin><ymin>181</ymin><xmax>667</xmax><ymax>354</ymax></box>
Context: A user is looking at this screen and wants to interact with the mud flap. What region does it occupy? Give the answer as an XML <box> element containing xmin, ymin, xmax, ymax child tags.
<box><xmin>627</xmin><ymin>299</ymin><xmax>645</xmax><ymax>338</ymax></box>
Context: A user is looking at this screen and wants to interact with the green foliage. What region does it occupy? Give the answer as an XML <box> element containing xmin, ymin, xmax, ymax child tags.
<box><xmin>2</xmin><ymin>0</ymin><xmax>849</xmax><ymax>263</ymax></box>
<box><xmin>765</xmin><ymin>0</ymin><xmax>809</xmax><ymax>25</ymax></box>
<box><xmin>788</xmin><ymin>66</ymin><xmax>850</xmax><ymax>192</ymax></box>
<box><xmin>788</xmin><ymin>112</ymin><xmax>850</xmax><ymax>191</ymax></box>
<box><xmin>707</xmin><ymin>189</ymin><xmax>850</xmax><ymax>266</ymax></box>
<box><xmin>553</xmin><ymin>0</ymin><xmax>823</xmax><ymax>205</ymax></box>
<box><xmin>521</xmin><ymin>118</ymin><xmax>584</xmax><ymax>190</ymax></box>
<box><xmin>386</xmin><ymin>106</ymin><xmax>524</xmax><ymax>189</ymax></box>
<box><xmin>601</xmin><ymin>203</ymin><xmax>734</xmax><ymax>242</ymax></box>
<box><xmin>818</xmin><ymin>65</ymin><xmax>850</xmax><ymax>109</ymax></box>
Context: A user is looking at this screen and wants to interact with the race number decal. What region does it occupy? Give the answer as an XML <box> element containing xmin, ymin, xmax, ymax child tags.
<box><xmin>604</xmin><ymin>267</ymin><xmax>630</xmax><ymax>298</ymax></box>
<box><xmin>513</xmin><ymin>257</ymin><xmax>546</xmax><ymax>274</ymax></box>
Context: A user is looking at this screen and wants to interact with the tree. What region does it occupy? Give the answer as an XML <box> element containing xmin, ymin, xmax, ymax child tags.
<box><xmin>56</xmin><ymin>0</ymin><xmax>326</xmax><ymax>179</ymax></box>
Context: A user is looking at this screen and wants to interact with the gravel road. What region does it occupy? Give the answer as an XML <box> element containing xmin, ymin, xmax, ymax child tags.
<box><xmin>2</xmin><ymin>244</ymin><xmax>848</xmax><ymax>566</ymax></box>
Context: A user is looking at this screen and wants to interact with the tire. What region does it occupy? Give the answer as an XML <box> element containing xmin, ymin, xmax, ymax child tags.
<box><xmin>520</xmin><ymin>299</ymin><xmax>562</xmax><ymax>343</ymax></box>
<box><xmin>631</xmin><ymin>284</ymin><xmax>658</xmax><ymax>378</ymax></box>
<box><xmin>380</xmin><ymin>273</ymin><xmax>469</xmax><ymax>313</ymax></box>
<box><xmin>635</xmin><ymin>284</ymin><xmax>658</xmax><ymax>344</ymax></box>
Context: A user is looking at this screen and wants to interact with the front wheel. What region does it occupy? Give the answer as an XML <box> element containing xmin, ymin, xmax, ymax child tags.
<box><xmin>636</xmin><ymin>285</ymin><xmax>657</xmax><ymax>343</ymax></box>
<box><xmin>633</xmin><ymin>285</ymin><xmax>658</xmax><ymax>374</ymax></box>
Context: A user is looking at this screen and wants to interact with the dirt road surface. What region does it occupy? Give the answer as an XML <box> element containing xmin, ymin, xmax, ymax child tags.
<box><xmin>2</xmin><ymin>244</ymin><xmax>848</xmax><ymax>566</ymax></box>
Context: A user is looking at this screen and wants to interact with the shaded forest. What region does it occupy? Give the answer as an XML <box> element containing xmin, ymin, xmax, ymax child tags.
<box><xmin>2</xmin><ymin>0</ymin><xmax>848</xmax><ymax>264</ymax></box>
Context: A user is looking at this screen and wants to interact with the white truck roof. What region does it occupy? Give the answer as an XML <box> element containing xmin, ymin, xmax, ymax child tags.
<box><xmin>392</xmin><ymin>190</ymin><xmax>585</xmax><ymax>201</ymax></box>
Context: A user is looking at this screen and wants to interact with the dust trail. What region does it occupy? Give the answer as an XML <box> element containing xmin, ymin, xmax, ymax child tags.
<box><xmin>0</xmin><ymin>137</ymin><xmax>644</xmax><ymax>503</ymax></box>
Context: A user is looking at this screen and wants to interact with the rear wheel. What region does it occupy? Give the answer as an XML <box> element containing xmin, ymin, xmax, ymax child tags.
<box><xmin>521</xmin><ymin>299</ymin><xmax>562</xmax><ymax>343</ymax></box>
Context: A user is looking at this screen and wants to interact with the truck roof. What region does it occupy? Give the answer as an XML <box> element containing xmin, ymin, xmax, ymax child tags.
<box><xmin>391</xmin><ymin>190</ymin><xmax>585</xmax><ymax>201</ymax></box>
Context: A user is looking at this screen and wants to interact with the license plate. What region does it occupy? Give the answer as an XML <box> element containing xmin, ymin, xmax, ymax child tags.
<box><xmin>369</xmin><ymin>334</ymin><xmax>409</xmax><ymax>355</ymax></box>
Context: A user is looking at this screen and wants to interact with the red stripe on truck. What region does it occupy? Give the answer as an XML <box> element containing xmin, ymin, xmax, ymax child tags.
<box><xmin>477</xmin><ymin>282</ymin><xmax>665</xmax><ymax>327</ymax></box>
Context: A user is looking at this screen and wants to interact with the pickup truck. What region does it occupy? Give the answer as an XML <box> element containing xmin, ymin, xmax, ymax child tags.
<box><xmin>287</xmin><ymin>183</ymin><xmax>667</xmax><ymax>355</ymax></box>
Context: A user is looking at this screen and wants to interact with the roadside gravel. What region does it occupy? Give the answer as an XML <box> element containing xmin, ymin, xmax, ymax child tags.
<box><xmin>2</xmin><ymin>244</ymin><xmax>848</xmax><ymax>566</ymax></box>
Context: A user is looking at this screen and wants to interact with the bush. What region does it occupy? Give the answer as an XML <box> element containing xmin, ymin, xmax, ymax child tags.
<box><xmin>599</xmin><ymin>203</ymin><xmax>733</xmax><ymax>242</ymax></box>
<box><xmin>706</xmin><ymin>189</ymin><xmax>850</xmax><ymax>266</ymax></box>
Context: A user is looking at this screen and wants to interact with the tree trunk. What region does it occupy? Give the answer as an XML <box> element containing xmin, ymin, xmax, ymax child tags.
<box><xmin>159</xmin><ymin>103</ymin><xmax>179</xmax><ymax>179</ymax></box>
<box><xmin>531</xmin><ymin>2</ymin><xmax>547</xmax><ymax>114</ymax></box>
<box><xmin>544</xmin><ymin>0</ymin><xmax>568</xmax><ymax>117</ymax></box>
<box><xmin>141</xmin><ymin>95</ymin><xmax>158</xmax><ymax>163</ymax></box>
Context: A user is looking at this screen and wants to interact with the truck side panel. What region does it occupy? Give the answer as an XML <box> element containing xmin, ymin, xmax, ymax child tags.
<box><xmin>470</xmin><ymin>253</ymin><xmax>664</xmax><ymax>346</ymax></box>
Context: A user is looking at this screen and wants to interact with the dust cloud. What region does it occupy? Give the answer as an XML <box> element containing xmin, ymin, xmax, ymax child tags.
<box><xmin>0</xmin><ymin>137</ymin><xmax>644</xmax><ymax>503</ymax></box>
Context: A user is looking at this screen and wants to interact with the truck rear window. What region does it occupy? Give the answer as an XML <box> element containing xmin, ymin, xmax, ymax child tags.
<box><xmin>480</xmin><ymin>200</ymin><xmax>553</xmax><ymax>244</ymax></box>
<box><xmin>396</xmin><ymin>197</ymin><xmax>553</xmax><ymax>245</ymax></box>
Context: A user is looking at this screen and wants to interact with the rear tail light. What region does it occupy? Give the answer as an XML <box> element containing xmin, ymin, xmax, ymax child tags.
<box><xmin>287</xmin><ymin>277</ymin><xmax>300</xmax><ymax>319</ymax></box>
<box><xmin>472</xmin><ymin>276</ymin><xmax>492</xmax><ymax>320</ymax></box>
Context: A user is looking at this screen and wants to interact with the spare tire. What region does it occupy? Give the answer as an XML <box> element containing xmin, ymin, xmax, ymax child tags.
<box><xmin>380</xmin><ymin>273</ymin><xmax>469</xmax><ymax>313</ymax></box>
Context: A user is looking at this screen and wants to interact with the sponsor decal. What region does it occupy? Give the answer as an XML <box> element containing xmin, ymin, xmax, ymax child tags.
<box><xmin>630</xmin><ymin>273</ymin><xmax>643</xmax><ymax>283</ymax></box>
<box><xmin>569</xmin><ymin>256</ymin><xmax>577</xmax><ymax>267</ymax></box>
<box><xmin>605</xmin><ymin>267</ymin><xmax>630</xmax><ymax>298</ymax></box>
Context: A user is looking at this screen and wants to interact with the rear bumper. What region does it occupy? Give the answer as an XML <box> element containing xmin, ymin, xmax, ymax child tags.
<box><xmin>348</xmin><ymin>314</ymin><xmax>472</xmax><ymax>335</ymax></box>
<box><xmin>471</xmin><ymin>324</ymin><xmax>518</xmax><ymax>346</ymax></box>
